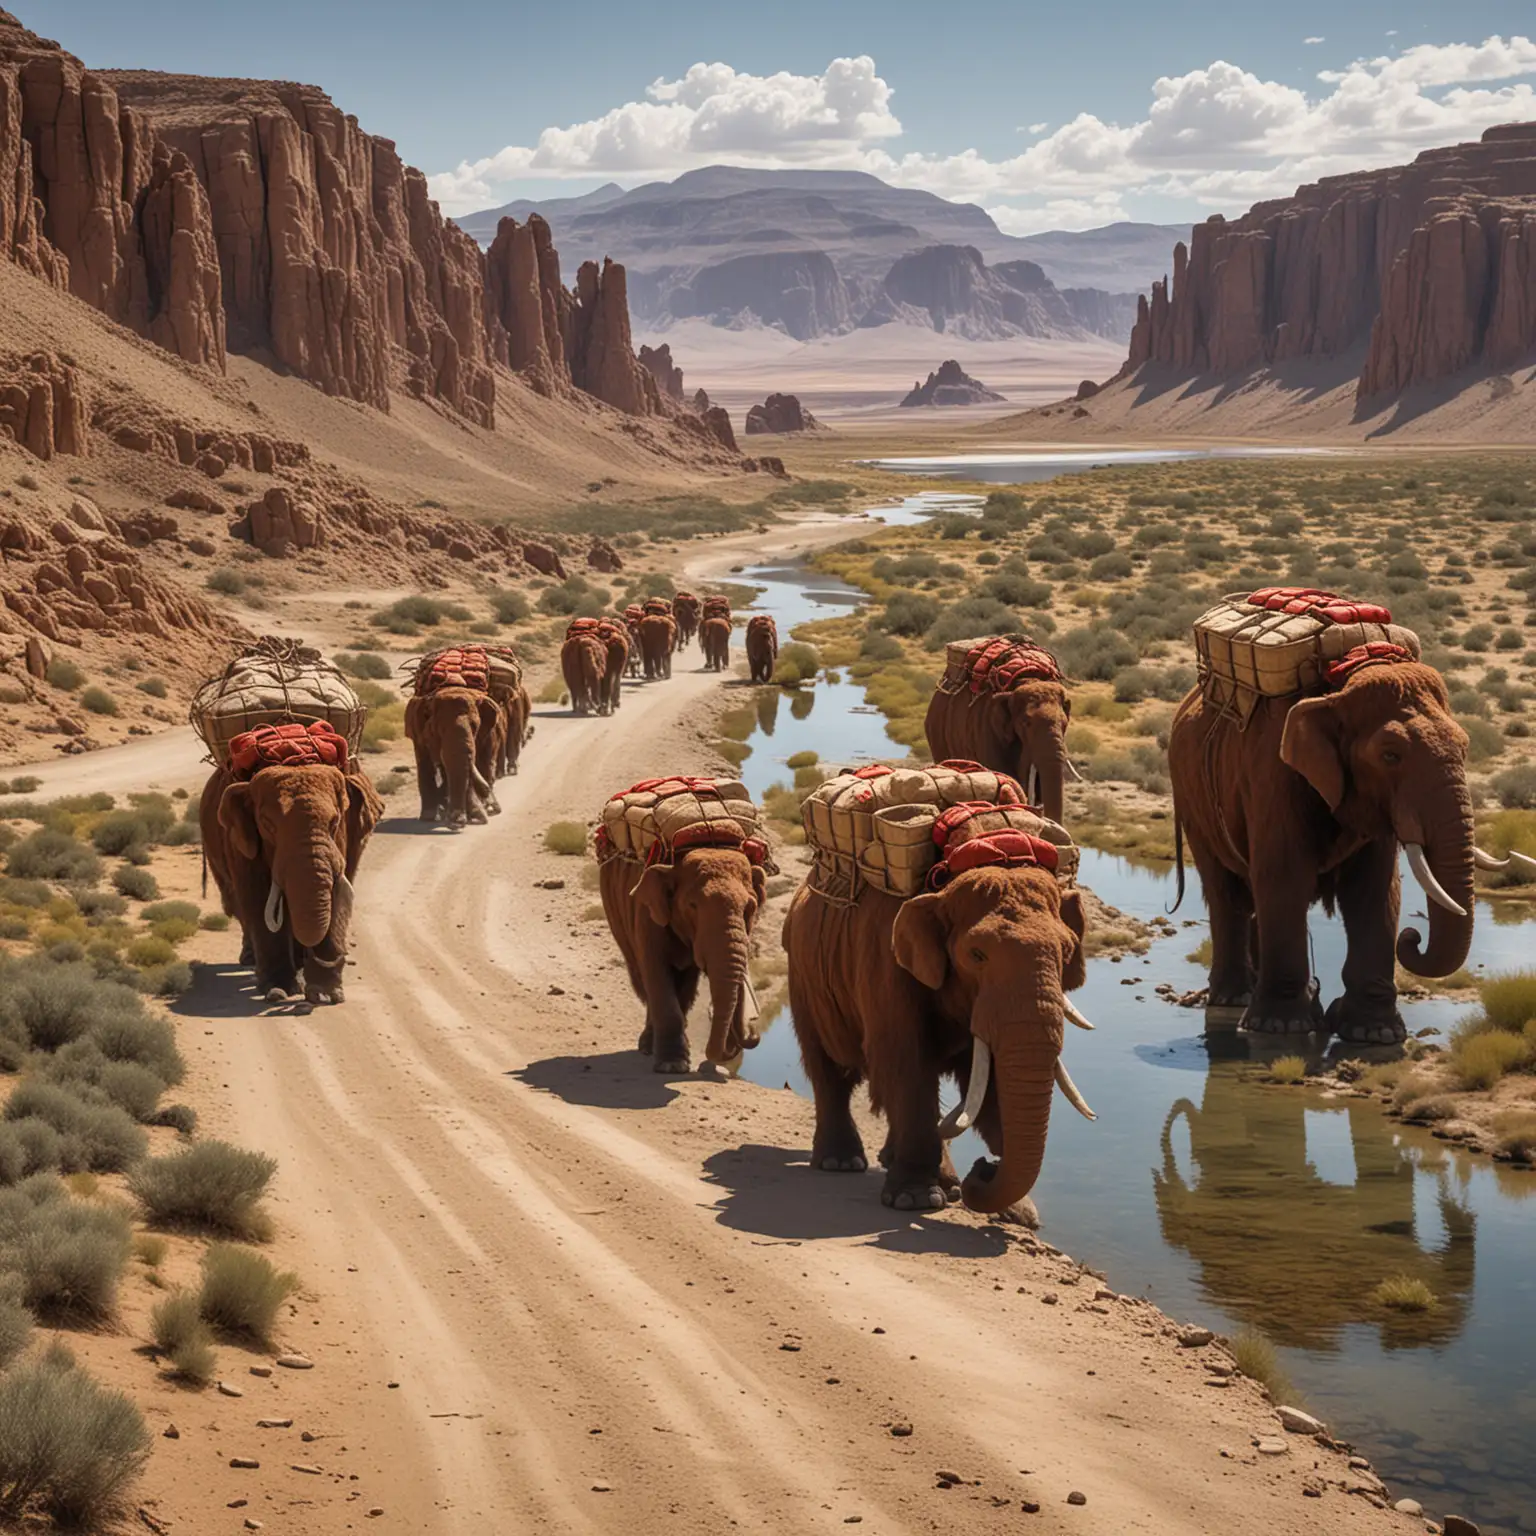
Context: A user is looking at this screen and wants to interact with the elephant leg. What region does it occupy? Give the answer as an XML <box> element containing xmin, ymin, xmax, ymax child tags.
<box><xmin>793</xmin><ymin>1010</ymin><xmax>867</xmax><ymax>1173</ymax></box>
<box><xmin>869</xmin><ymin>1025</ymin><xmax>950</xmax><ymax>1211</ymax></box>
<box><xmin>413</xmin><ymin>740</ymin><xmax>440</xmax><ymax>822</ymax></box>
<box><xmin>638</xmin><ymin>953</ymin><xmax>691</xmax><ymax>1072</ymax></box>
<box><xmin>1328</xmin><ymin>838</ymin><xmax>1406</xmax><ymax>1044</ymax></box>
<box><xmin>1197</xmin><ymin>845</ymin><xmax>1256</xmax><ymax>1011</ymax></box>
<box><xmin>249</xmin><ymin>914</ymin><xmax>299</xmax><ymax>999</ymax></box>
<box><xmin>1245</xmin><ymin>850</ymin><xmax>1323</xmax><ymax>1035</ymax></box>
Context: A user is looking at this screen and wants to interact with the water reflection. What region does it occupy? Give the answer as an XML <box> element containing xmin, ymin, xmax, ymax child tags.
<box><xmin>1156</xmin><ymin>1062</ymin><xmax>1475</xmax><ymax>1350</ymax></box>
<box><xmin>862</xmin><ymin>447</ymin><xmax>1335</xmax><ymax>484</ymax></box>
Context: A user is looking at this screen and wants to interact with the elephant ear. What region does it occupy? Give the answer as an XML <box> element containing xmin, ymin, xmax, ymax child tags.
<box><xmin>218</xmin><ymin>781</ymin><xmax>261</xmax><ymax>861</ymax></box>
<box><xmin>1281</xmin><ymin>695</ymin><xmax>1346</xmax><ymax>811</ymax></box>
<box><xmin>404</xmin><ymin>696</ymin><xmax>421</xmax><ymax>742</ymax></box>
<box><xmin>477</xmin><ymin>696</ymin><xmax>503</xmax><ymax>737</ymax></box>
<box><xmin>1059</xmin><ymin>888</ymin><xmax>1088</xmax><ymax>993</ymax></box>
<box><xmin>343</xmin><ymin>773</ymin><xmax>385</xmax><ymax>877</ymax></box>
<box><xmin>892</xmin><ymin>892</ymin><xmax>949</xmax><ymax>992</ymax></box>
<box><xmin>634</xmin><ymin>864</ymin><xmax>675</xmax><ymax>929</ymax></box>
<box><xmin>749</xmin><ymin>864</ymin><xmax>768</xmax><ymax>910</ymax></box>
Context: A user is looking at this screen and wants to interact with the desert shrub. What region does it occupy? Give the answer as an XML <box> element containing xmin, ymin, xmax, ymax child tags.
<box><xmin>334</xmin><ymin>651</ymin><xmax>392</xmax><ymax>680</ymax></box>
<box><xmin>1493</xmin><ymin>1108</ymin><xmax>1536</xmax><ymax>1162</ymax></box>
<box><xmin>923</xmin><ymin>597</ymin><xmax>1022</xmax><ymax>650</ymax></box>
<box><xmin>859</xmin><ymin>630</ymin><xmax>902</xmax><ymax>662</ymax></box>
<box><xmin>1371</xmin><ymin>1274</ymin><xmax>1436</xmax><ymax>1312</ymax></box>
<box><xmin>43</xmin><ymin>659</ymin><xmax>84</xmax><ymax>692</ymax></box>
<box><xmin>206</xmin><ymin>568</ymin><xmax>246</xmax><ymax>596</ymax></box>
<box><xmin>111</xmin><ymin>866</ymin><xmax>159</xmax><ymax>901</ymax></box>
<box><xmin>129</xmin><ymin>1140</ymin><xmax>277</xmax><ymax>1238</ymax></box>
<box><xmin>0</xmin><ymin>1182</ymin><xmax>132</xmax><ymax>1318</ymax></box>
<box><xmin>1492</xmin><ymin>764</ymin><xmax>1536</xmax><ymax>810</ymax></box>
<box><xmin>536</xmin><ymin>576</ymin><xmax>606</xmax><ymax>617</ymax></box>
<box><xmin>139</xmin><ymin>960</ymin><xmax>193</xmax><ymax>998</ymax></box>
<box><xmin>0</xmin><ymin>1281</ymin><xmax>30</xmax><ymax>1369</ymax></box>
<box><xmin>980</xmin><ymin>572</ymin><xmax>1052</xmax><ymax>609</ymax></box>
<box><xmin>6</xmin><ymin>830</ymin><xmax>100</xmax><ymax>885</ymax></box>
<box><xmin>1268</xmin><ymin>1056</ymin><xmax>1307</xmax><ymax>1084</ymax></box>
<box><xmin>543</xmin><ymin>821</ymin><xmax>587</xmax><ymax>856</ymax></box>
<box><xmin>140</xmin><ymin>900</ymin><xmax>198</xmax><ymax>927</ymax></box>
<box><xmin>197</xmin><ymin>1244</ymin><xmax>297</xmax><ymax>1342</ymax></box>
<box><xmin>39</xmin><ymin>1044</ymin><xmax>165</xmax><ymax>1122</ymax></box>
<box><xmin>1450</xmin><ymin>1027</ymin><xmax>1530</xmax><ymax>1090</ymax></box>
<box><xmin>151</xmin><ymin>1290</ymin><xmax>217</xmax><ymax>1383</ymax></box>
<box><xmin>1056</xmin><ymin>625</ymin><xmax>1139</xmax><ymax>680</ymax></box>
<box><xmin>875</xmin><ymin>592</ymin><xmax>940</xmax><ymax>637</ymax></box>
<box><xmin>1228</xmin><ymin>1327</ymin><xmax>1292</xmax><ymax>1402</ymax></box>
<box><xmin>0</xmin><ymin>1129</ymin><xmax>27</xmax><ymax>1187</ymax></box>
<box><xmin>74</xmin><ymin>890</ymin><xmax>126</xmax><ymax>921</ymax></box>
<box><xmin>79</xmin><ymin>687</ymin><xmax>117</xmax><ymax>717</ymax></box>
<box><xmin>714</xmin><ymin>740</ymin><xmax>750</xmax><ymax>767</ymax></box>
<box><xmin>125</xmin><ymin>936</ymin><xmax>175</xmax><ymax>969</ymax></box>
<box><xmin>199</xmin><ymin>912</ymin><xmax>230</xmax><ymax>932</ymax></box>
<box><xmin>88</xmin><ymin>812</ymin><xmax>149</xmax><ymax>858</ymax></box>
<box><xmin>374</xmin><ymin>595</ymin><xmax>472</xmax><ymax>629</ymax></box>
<box><xmin>0</xmin><ymin>1341</ymin><xmax>150</xmax><ymax>1526</ymax></box>
<box><xmin>488</xmin><ymin>589</ymin><xmax>531</xmax><ymax>625</ymax></box>
<box><xmin>785</xmin><ymin>751</ymin><xmax>818</xmax><ymax>770</ymax></box>
<box><xmin>2</xmin><ymin>1082</ymin><xmax>146</xmax><ymax>1172</ymax></box>
<box><xmin>1479</xmin><ymin>971</ymin><xmax>1536</xmax><ymax>1031</ymax></box>
<box><xmin>86</xmin><ymin>1005</ymin><xmax>182</xmax><ymax>1086</ymax></box>
<box><xmin>772</xmin><ymin>642</ymin><xmax>821</xmax><ymax>687</ymax></box>
<box><xmin>1089</xmin><ymin>552</ymin><xmax>1134</xmax><ymax>580</ymax></box>
<box><xmin>149</xmin><ymin>1104</ymin><xmax>197</xmax><ymax>1136</ymax></box>
<box><xmin>1462</xmin><ymin>716</ymin><xmax>1506</xmax><ymax>763</ymax></box>
<box><xmin>134</xmin><ymin>677</ymin><xmax>168</xmax><ymax>698</ymax></box>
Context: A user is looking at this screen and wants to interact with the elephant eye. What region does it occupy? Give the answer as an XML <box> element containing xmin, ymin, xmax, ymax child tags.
<box><xmin>970</xmin><ymin>947</ymin><xmax>987</xmax><ymax>965</ymax></box>
<box><xmin>1381</xmin><ymin>749</ymin><xmax>1402</xmax><ymax>766</ymax></box>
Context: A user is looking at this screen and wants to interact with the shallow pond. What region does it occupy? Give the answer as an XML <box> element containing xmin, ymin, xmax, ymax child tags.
<box><xmin>728</xmin><ymin>509</ymin><xmax>1536</xmax><ymax>1534</ymax></box>
<box><xmin>863</xmin><ymin>447</ymin><xmax>1336</xmax><ymax>484</ymax></box>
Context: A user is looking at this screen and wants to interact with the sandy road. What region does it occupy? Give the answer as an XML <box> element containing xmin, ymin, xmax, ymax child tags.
<box><xmin>14</xmin><ymin>519</ymin><xmax>1409</xmax><ymax>1535</ymax></box>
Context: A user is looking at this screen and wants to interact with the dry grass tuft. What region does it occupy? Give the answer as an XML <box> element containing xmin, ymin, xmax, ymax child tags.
<box><xmin>1228</xmin><ymin>1328</ymin><xmax>1293</xmax><ymax>1403</ymax></box>
<box><xmin>198</xmin><ymin>1244</ymin><xmax>297</xmax><ymax>1343</ymax></box>
<box><xmin>1267</xmin><ymin>1056</ymin><xmax>1307</xmax><ymax>1085</ymax></box>
<box><xmin>1371</xmin><ymin>1274</ymin><xmax>1437</xmax><ymax>1312</ymax></box>
<box><xmin>543</xmin><ymin>821</ymin><xmax>587</xmax><ymax>856</ymax></box>
<box><xmin>150</xmin><ymin>1291</ymin><xmax>216</xmax><ymax>1384</ymax></box>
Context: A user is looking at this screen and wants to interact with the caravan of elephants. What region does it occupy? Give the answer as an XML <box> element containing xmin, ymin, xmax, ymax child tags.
<box><xmin>193</xmin><ymin>580</ymin><xmax>1522</xmax><ymax>1227</ymax></box>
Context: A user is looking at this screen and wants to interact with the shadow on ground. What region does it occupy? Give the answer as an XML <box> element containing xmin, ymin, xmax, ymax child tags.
<box><xmin>701</xmin><ymin>1141</ymin><xmax>1012</xmax><ymax>1256</ymax></box>
<box><xmin>513</xmin><ymin>1050</ymin><xmax>691</xmax><ymax>1110</ymax></box>
<box><xmin>171</xmin><ymin>961</ymin><xmax>324</xmax><ymax>1020</ymax></box>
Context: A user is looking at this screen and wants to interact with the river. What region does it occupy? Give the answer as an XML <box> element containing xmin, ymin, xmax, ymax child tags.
<box><xmin>861</xmin><ymin>447</ymin><xmax>1339</xmax><ymax>484</ymax></box>
<box><xmin>725</xmin><ymin>494</ymin><xmax>1536</xmax><ymax>1535</ymax></box>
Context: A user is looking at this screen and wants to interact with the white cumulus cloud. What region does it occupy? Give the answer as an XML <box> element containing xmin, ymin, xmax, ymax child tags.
<box><xmin>429</xmin><ymin>35</ymin><xmax>1536</xmax><ymax>225</ymax></box>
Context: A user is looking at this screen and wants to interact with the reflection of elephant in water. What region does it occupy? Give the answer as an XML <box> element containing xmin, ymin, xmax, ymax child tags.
<box><xmin>202</xmin><ymin>760</ymin><xmax>383</xmax><ymax>1003</ymax></box>
<box><xmin>1154</xmin><ymin>1064</ymin><xmax>1474</xmax><ymax>1350</ymax></box>
<box><xmin>783</xmin><ymin>865</ymin><xmax>1092</xmax><ymax>1215</ymax></box>
<box><xmin>1168</xmin><ymin>661</ymin><xmax>1474</xmax><ymax>1042</ymax></box>
<box><xmin>405</xmin><ymin>687</ymin><xmax>505</xmax><ymax>825</ymax></box>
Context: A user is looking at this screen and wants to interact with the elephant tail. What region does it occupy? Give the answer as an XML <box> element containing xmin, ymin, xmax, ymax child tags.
<box><xmin>201</xmin><ymin>848</ymin><xmax>208</xmax><ymax>901</ymax></box>
<box><xmin>1169</xmin><ymin>813</ymin><xmax>1186</xmax><ymax>914</ymax></box>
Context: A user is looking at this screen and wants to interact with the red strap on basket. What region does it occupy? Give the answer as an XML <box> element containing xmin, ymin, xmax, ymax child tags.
<box><xmin>674</xmin><ymin>591</ymin><xmax>698</xmax><ymax>604</ymax></box>
<box><xmin>964</xmin><ymin>637</ymin><xmax>1063</xmax><ymax>694</ymax></box>
<box><xmin>228</xmin><ymin>721</ymin><xmax>347</xmax><ymax>777</ymax></box>
<box><xmin>927</xmin><ymin>803</ymin><xmax>1060</xmax><ymax>889</ymax></box>
<box><xmin>1246</xmin><ymin>587</ymin><xmax>1393</xmax><ymax>625</ymax></box>
<box><xmin>618</xmin><ymin>775</ymin><xmax>723</xmax><ymax>798</ymax></box>
<box><xmin>748</xmin><ymin>615</ymin><xmax>777</xmax><ymax>635</ymax></box>
<box><xmin>566</xmin><ymin>617</ymin><xmax>602</xmax><ymax>638</ymax></box>
<box><xmin>642</xmin><ymin>597</ymin><xmax>672</xmax><ymax>615</ymax></box>
<box><xmin>1323</xmin><ymin>642</ymin><xmax>1417</xmax><ymax>688</ymax></box>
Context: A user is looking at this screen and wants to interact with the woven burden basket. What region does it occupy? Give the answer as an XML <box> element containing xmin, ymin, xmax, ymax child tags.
<box><xmin>191</xmin><ymin>639</ymin><xmax>366</xmax><ymax>763</ymax></box>
<box><xmin>940</xmin><ymin>634</ymin><xmax>1047</xmax><ymax>694</ymax></box>
<box><xmin>599</xmin><ymin>778</ymin><xmax>760</xmax><ymax>864</ymax></box>
<box><xmin>1194</xmin><ymin>593</ymin><xmax>1419</xmax><ymax>724</ymax></box>
<box><xmin>403</xmin><ymin>645</ymin><xmax>523</xmax><ymax>695</ymax></box>
<box><xmin>802</xmin><ymin>763</ymin><xmax>1077</xmax><ymax>902</ymax></box>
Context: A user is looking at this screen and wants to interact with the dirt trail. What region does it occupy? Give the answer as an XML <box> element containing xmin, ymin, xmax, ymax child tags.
<box><xmin>18</xmin><ymin>519</ymin><xmax>1411</xmax><ymax>1535</ymax></box>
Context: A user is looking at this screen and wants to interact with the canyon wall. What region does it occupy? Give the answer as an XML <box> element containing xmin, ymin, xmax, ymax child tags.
<box><xmin>0</xmin><ymin>9</ymin><xmax>674</xmax><ymax>434</ymax></box>
<box><xmin>1122</xmin><ymin>122</ymin><xmax>1536</xmax><ymax>401</ymax></box>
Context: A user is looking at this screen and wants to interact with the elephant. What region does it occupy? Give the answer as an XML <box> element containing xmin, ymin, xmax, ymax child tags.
<box><xmin>622</xmin><ymin>607</ymin><xmax>645</xmax><ymax>678</ymax></box>
<box><xmin>201</xmin><ymin>757</ymin><xmax>383</xmax><ymax>1003</ymax></box>
<box><xmin>782</xmin><ymin>864</ymin><xmax>1093</xmax><ymax>1216</ymax></box>
<box><xmin>639</xmin><ymin>613</ymin><xmax>676</xmax><ymax>679</ymax></box>
<box><xmin>1168</xmin><ymin>657</ymin><xmax>1479</xmax><ymax>1043</ymax></box>
<box><xmin>700</xmin><ymin>616</ymin><xmax>731</xmax><ymax>672</ymax></box>
<box><xmin>562</xmin><ymin>632</ymin><xmax>609</xmax><ymax>716</ymax></box>
<box><xmin>600</xmin><ymin>845</ymin><xmax>767</xmax><ymax>1073</ymax></box>
<box><xmin>405</xmin><ymin>686</ymin><xmax>506</xmax><ymax>825</ymax></box>
<box><xmin>745</xmin><ymin>615</ymin><xmax>778</xmax><ymax>684</ymax></box>
<box><xmin>673</xmin><ymin>592</ymin><xmax>701</xmax><ymax>651</ymax></box>
<box><xmin>1154</xmin><ymin>1059</ymin><xmax>1474</xmax><ymax>1350</ymax></box>
<box><xmin>491</xmin><ymin>680</ymin><xmax>532</xmax><ymax>776</ymax></box>
<box><xmin>598</xmin><ymin>622</ymin><xmax>629</xmax><ymax>713</ymax></box>
<box><xmin>925</xmin><ymin>670</ymin><xmax>1073</xmax><ymax>824</ymax></box>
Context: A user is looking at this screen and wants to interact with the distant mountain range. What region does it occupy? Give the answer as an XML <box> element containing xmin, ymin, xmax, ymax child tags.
<box><xmin>457</xmin><ymin>168</ymin><xmax>1187</xmax><ymax>345</ymax></box>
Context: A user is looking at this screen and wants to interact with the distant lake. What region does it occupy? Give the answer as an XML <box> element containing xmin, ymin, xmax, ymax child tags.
<box><xmin>862</xmin><ymin>447</ymin><xmax>1338</xmax><ymax>483</ymax></box>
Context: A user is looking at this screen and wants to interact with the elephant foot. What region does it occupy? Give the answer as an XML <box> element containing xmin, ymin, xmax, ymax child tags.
<box><xmin>264</xmin><ymin>985</ymin><xmax>292</xmax><ymax>1005</ymax></box>
<box><xmin>238</xmin><ymin>935</ymin><xmax>254</xmax><ymax>966</ymax></box>
<box><xmin>1242</xmin><ymin>981</ymin><xmax>1325</xmax><ymax>1036</ymax></box>
<box><xmin>1326</xmin><ymin>994</ymin><xmax>1406</xmax><ymax>1045</ymax></box>
<box><xmin>653</xmin><ymin>1056</ymin><xmax>691</xmax><ymax>1074</ymax></box>
<box><xmin>637</xmin><ymin>1027</ymin><xmax>653</xmax><ymax>1054</ymax></box>
<box><xmin>304</xmin><ymin>981</ymin><xmax>345</xmax><ymax>1006</ymax></box>
<box><xmin>812</xmin><ymin>1122</ymin><xmax>867</xmax><ymax>1173</ymax></box>
<box><xmin>881</xmin><ymin>1172</ymin><xmax>958</xmax><ymax>1212</ymax></box>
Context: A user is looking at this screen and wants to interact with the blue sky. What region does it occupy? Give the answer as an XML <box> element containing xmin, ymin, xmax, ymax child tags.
<box><xmin>39</xmin><ymin>0</ymin><xmax>1536</xmax><ymax>231</ymax></box>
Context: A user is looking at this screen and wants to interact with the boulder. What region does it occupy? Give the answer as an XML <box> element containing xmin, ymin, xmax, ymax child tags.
<box><xmin>520</xmin><ymin>541</ymin><xmax>566</xmax><ymax>579</ymax></box>
<box><xmin>899</xmin><ymin>360</ymin><xmax>1004</xmax><ymax>407</ymax></box>
<box><xmin>744</xmin><ymin>393</ymin><xmax>820</xmax><ymax>434</ymax></box>
<box><xmin>231</xmin><ymin>487</ymin><xmax>325</xmax><ymax>555</ymax></box>
<box><xmin>586</xmin><ymin>540</ymin><xmax>623</xmax><ymax>573</ymax></box>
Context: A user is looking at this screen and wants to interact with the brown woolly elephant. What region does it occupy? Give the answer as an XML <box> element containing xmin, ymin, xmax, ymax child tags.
<box><xmin>494</xmin><ymin>682</ymin><xmax>533</xmax><ymax>776</ymax></box>
<box><xmin>925</xmin><ymin>679</ymin><xmax>1073</xmax><ymax>825</ymax></box>
<box><xmin>599</xmin><ymin>625</ymin><xmax>629</xmax><ymax>713</ymax></box>
<box><xmin>201</xmin><ymin>760</ymin><xmax>383</xmax><ymax>1003</ymax></box>
<box><xmin>673</xmin><ymin>593</ymin><xmax>700</xmax><ymax>651</ymax></box>
<box><xmin>600</xmin><ymin>846</ymin><xmax>767</xmax><ymax>1072</ymax></box>
<box><xmin>782</xmin><ymin>866</ymin><xmax>1093</xmax><ymax>1215</ymax></box>
<box><xmin>639</xmin><ymin>614</ymin><xmax>676</xmax><ymax>679</ymax></box>
<box><xmin>562</xmin><ymin>633</ymin><xmax>609</xmax><ymax>716</ymax></box>
<box><xmin>700</xmin><ymin>616</ymin><xmax>731</xmax><ymax>672</ymax></box>
<box><xmin>623</xmin><ymin>611</ymin><xmax>644</xmax><ymax>678</ymax></box>
<box><xmin>1168</xmin><ymin>659</ymin><xmax>1478</xmax><ymax>1043</ymax></box>
<box><xmin>405</xmin><ymin>687</ymin><xmax>506</xmax><ymax>827</ymax></box>
<box><xmin>745</xmin><ymin>616</ymin><xmax>778</xmax><ymax>684</ymax></box>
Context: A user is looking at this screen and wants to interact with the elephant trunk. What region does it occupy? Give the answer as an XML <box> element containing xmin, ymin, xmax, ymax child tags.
<box><xmin>960</xmin><ymin>1031</ymin><xmax>1061</xmax><ymax>1215</ymax></box>
<box><xmin>281</xmin><ymin>844</ymin><xmax>340</xmax><ymax>950</ymax></box>
<box><xmin>703</xmin><ymin>919</ymin><xmax>751</xmax><ymax>1064</ymax></box>
<box><xmin>1028</xmin><ymin>735</ymin><xmax>1066</xmax><ymax>825</ymax></box>
<box><xmin>1397</xmin><ymin>787</ymin><xmax>1476</xmax><ymax>979</ymax></box>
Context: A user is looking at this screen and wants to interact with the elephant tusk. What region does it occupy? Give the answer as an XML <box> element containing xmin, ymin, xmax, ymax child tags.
<box><xmin>1027</xmin><ymin>766</ymin><xmax>1040</xmax><ymax>806</ymax></box>
<box><xmin>264</xmin><ymin>878</ymin><xmax>285</xmax><ymax>934</ymax></box>
<box><xmin>742</xmin><ymin>975</ymin><xmax>761</xmax><ymax>1023</ymax></box>
<box><xmin>1063</xmin><ymin>997</ymin><xmax>1096</xmax><ymax>1031</ymax></box>
<box><xmin>938</xmin><ymin>1036</ymin><xmax>991</xmax><ymax>1140</ymax></box>
<box><xmin>1476</xmin><ymin>845</ymin><xmax>1536</xmax><ymax>876</ymax></box>
<box><xmin>1055</xmin><ymin>1058</ymin><xmax>1097</xmax><ymax>1121</ymax></box>
<box><xmin>1065</xmin><ymin>756</ymin><xmax>1085</xmax><ymax>783</ymax></box>
<box><xmin>1404</xmin><ymin>843</ymin><xmax>1467</xmax><ymax>918</ymax></box>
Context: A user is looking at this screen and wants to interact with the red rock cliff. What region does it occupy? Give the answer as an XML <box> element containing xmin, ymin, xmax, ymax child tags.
<box><xmin>1122</xmin><ymin>122</ymin><xmax>1536</xmax><ymax>401</ymax></box>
